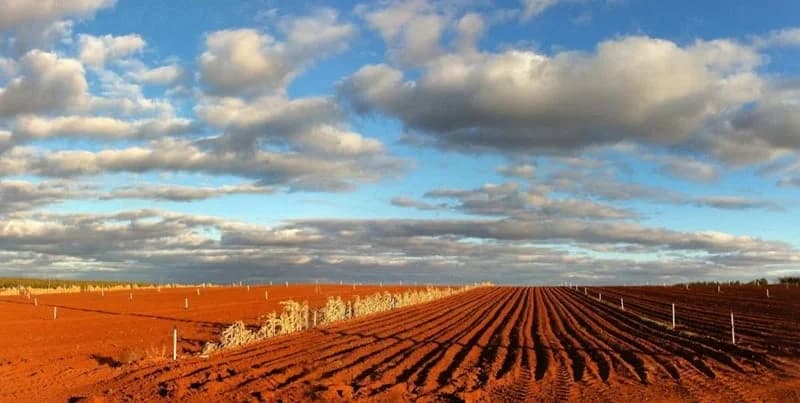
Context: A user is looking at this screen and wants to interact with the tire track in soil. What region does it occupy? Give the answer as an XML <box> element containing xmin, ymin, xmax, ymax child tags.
<box><xmin>486</xmin><ymin>288</ymin><xmax>536</xmax><ymax>402</ymax></box>
<box><xmin>457</xmin><ymin>287</ymin><xmax>525</xmax><ymax>392</ymax></box>
<box><xmin>535</xmin><ymin>288</ymin><xmax>575</xmax><ymax>401</ymax></box>
<box><xmin>396</xmin><ymin>287</ymin><xmax>520</xmax><ymax>395</ymax></box>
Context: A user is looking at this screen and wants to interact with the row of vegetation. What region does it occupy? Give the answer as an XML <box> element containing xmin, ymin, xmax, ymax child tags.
<box><xmin>677</xmin><ymin>277</ymin><xmax>800</xmax><ymax>287</ymax></box>
<box><xmin>778</xmin><ymin>276</ymin><xmax>800</xmax><ymax>284</ymax></box>
<box><xmin>202</xmin><ymin>283</ymin><xmax>492</xmax><ymax>354</ymax></box>
<box><xmin>0</xmin><ymin>277</ymin><xmax>154</xmax><ymax>290</ymax></box>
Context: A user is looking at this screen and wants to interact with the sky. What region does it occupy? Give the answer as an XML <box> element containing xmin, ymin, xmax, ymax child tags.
<box><xmin>1</xmin><ymin>0</ymin><xmax>800</xmax><ymax>285</ymax></box>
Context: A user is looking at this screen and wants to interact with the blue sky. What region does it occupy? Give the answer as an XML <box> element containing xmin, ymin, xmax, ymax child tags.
<box><xmin>1</xmin><ymin>0</ymin><xmax>799</xmax><ymax>284</ymax></box>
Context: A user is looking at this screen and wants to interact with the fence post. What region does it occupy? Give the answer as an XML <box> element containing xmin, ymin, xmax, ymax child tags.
<box><xmin>584</xmin><ymin>287</ymin><xmax>587</xmax><ymax>295</ymax></box>
<box><xmin>672</xmin><ymin>303</ymin><xmax>676</xmax><ymax>329</ymax></box>
<box><xmin>620</xmin><ymin>298</ymin><xmax>624</xmax><ymax>311</ymax></box>
<box><xmin>731</xmin><ymin>312</ymin><xmax>735</xmax><ymax>344</ymax></box>
<box><xmin>184</xmin><ymin>297</ymin><xmax>189</xmax><ymax>310</ymax></box>
<box><xmin>129</xmin><ymin>292</ymin><xmax>133</xmax><ymax>301</ymax></box>
<box><xmin>53</xmin><ymin>306</ymin><xmax>57</xmax><ymax>320</ymax></box>
<box><xmin>265</xmin><ymin>291</ymin><xmax>268</xmax><ymax>301</ymax></box>
<box><xmin>313</xmin><ymin>310</ymin><xmax>317</xmax><ymax>327</ymax></box>
<box><xmin>34</xmin><ymin>297</ymin><xmax>38</xmax><ymax>307</ymax></box>
<box><xmin>173</xmin><ymin>326</ymin><xmax>178</xmax><ymax>361</ymax></box>
<box><xmin>598</xmin><ymin>293</ymin><xmax>602</xmax><ymax>302</ymax></box>
<box><xmin>196</xmin><ymin>288</ymin><xmax>200</xmax><ymax>296</ymax></box>
<box><xmin>766</xmin><ymin>288</ymin><xmax>770</xmax><ymax>298</ymax></box>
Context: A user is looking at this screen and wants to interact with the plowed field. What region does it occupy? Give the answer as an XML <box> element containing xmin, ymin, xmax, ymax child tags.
<box><xmin>0</xmin><ymin>284</ymin><xmax>416</xmax><ymax>402</ymax></box>
<box><xmin>71</xmin><ymin>286</ymin><xmax>800</xmax><ymax>402</ymax></box>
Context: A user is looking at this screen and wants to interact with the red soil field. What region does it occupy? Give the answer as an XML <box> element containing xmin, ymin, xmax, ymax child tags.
<box><xmin>59</xmin><ymin>285</ymin><xmax>800</xmax><ymax>402</ymax></box>
<box><xmin>0</xmin><ymin>284</ymin><xmax>417</xmax><ymax>402</ymax></box>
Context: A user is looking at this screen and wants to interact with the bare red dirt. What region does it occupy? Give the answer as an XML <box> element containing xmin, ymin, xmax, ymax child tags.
<box><xmin>55</xmin><ymin>286</ymin><xmax>800</xmax><ymax>402</ymax></box>
<box><xmin>0</xmin><ymin>284</ymin><xmax>416</xmax><ymax>402</ymax></box>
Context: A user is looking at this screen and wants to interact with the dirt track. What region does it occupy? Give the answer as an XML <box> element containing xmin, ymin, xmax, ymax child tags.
<box><xmin>72</xmin><ymin>286</ymin><xmax>800</xmax><ymax>402</ymax></box>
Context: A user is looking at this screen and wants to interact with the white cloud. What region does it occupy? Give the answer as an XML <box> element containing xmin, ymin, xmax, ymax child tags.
<box><xmin>14</xmin><ymin>115</ymin><xmax>193</xmax><ymax>140</ymax></box>
<box><xmin>199</xmin><ymin>10</ymin><xmax>354</xmax><ymax>95</ymax></box>
<box><xmin>341</xmin><ymin>36</ymin><xmax>765</xmax><ymax>157</ymax></box>
<box><xmin>132</xmin><ymin>64</ymin><xmax>184</xmax><ymax>85</ymax></box>
<box><xmin>753</xmin><ymin>27</ymin><xmax>800</xmax><ymax>48</ymax></box>
<box><xmin>498</xmin><ymin>163</ymin><xmax>536</xmax><ymax>178</ymax></box>
<box><xmin>0</xmin><ymin>50</ymin><xmax>88</xmax><ymax>116</ymax></box>
<box><xmin>78</xmin><ymin>34</ymin><xmax>146</xmax><ymax>67</ymax></box>
<box><xmin>520</xmin><ymin>0</ymin><xmax>561</xmax><ymax>21</ymax></box>
<box><xmin>0</xmin><ymin>0</ymin><xmax>114</xmax><ymax>31</ymax></box>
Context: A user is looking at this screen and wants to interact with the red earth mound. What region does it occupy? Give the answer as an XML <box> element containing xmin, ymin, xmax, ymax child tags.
<box><xmin>0</xmin><ymin>284</ymin><xmax>416</xmax><ymax>402</ymax></box>
<box><xmin>64</xmin><ymin>286</ymin><xmax>800</xmax><ymax>402</ymax></box>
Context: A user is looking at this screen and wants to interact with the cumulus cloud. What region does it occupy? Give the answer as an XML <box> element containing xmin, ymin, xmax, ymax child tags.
<box><xmin>390</xmin><ymin>196</ymin><xmax>446</xmax><ymax>211</ymax></box>
<box><xmin>752</xmin><ymin>27</ymin><xmax>800</xmax><ymax>48</ymax></box>
<box><xmin>0</xmin><ymin>180</ymin><xmax>85</xmax><ymax>214</ymax></box>
<box><xmin>520</xmin><ymin>0</ymin><xmax>561</xmax><ymax>21</ymax></box>
<box><xmin>196</xmin><ymin>94</ymin><xmax>384</xmax><ymax>157</ymax></box>
<box><xmin>13</xmin><ymin>115</ymin><xmax>193</xmax><ymax>141</ymax></box>
<box><xmin>395</xmin><ymin>182</ymin><xmax>636</xmax><ymax>220</ymax></box>
<box><xmin>0</xmin><ymin>50</ymin><xmax>88</xmax><ymax>116</ymax></box>
<box><xmin>0</xmin><ymin>138</ymin><xmax>404</xmax><ymax>192</ymax></box>
<box><xmin>653</xmin><ymin>155</ymin><xmax>720</xmax><ymax>182</ymax></box>
<box><xmin>0</xmin><ymin>0</ymin><xmax>114</xmax><ymax>31</ymax></box>
<box><xmin>78</xmin><ymin>33</ymin><xmax>145</xmax><ymax>67</ymax></box>
<box><xmin>101</xmin><ymin>183</ymin><xmax>275</xmax><ymax>202</ymax></box>
<box><xmin>498</xmin><ymin>163</ymin><xmax>536</xmax><ymax>179</ymax></box>
<box><xmin>131</xmin><ymin>63</ymin><xmax>184</xmax><ymax>85</ymax></box>
<box><xmin>199</xmin><ymin>9</ymin><xmax>354</xmax><ymax>95</ymax></box>
<box><xmin>341</xmin><ymin>36</ymin><xmax>767</xmax><ymax>158</ymax></box>
<box><xmin>0</xmin><ymin>208</ymin><xmax>796</xmax><ymax>283</ymax></box>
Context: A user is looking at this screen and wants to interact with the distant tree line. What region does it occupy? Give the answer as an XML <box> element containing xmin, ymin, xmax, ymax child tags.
<box><xmin>678</xmin><ymin>278</ymin><xmax>771</xmax><ymax>287</ymax></box>
<box><xmin>778</xmin><ymin>276</ymin><xmax>800</xmax><ymax>285</ymax></box>
<box><xmin>0</xmin><ymin>277</ymin><xmax>152</xmax><ymax>290</ymax></box>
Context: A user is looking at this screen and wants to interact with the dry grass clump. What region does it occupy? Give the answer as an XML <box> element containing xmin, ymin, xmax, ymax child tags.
<box><xmin>203</xmin><ymin>283</ymin><xmax>491</xmax><ymax>355</ymax></box>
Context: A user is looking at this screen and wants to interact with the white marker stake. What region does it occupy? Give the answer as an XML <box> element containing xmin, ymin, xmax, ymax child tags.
<box><xmin>766</xmin><ymin>288</ymin><xmax>770</xmax><ymax>298</ymax></box>
<box><xmin>313</xmin><ymin>310</ymin><xmax>317</xmax><ymax>327</ymax></box>
<box><xmin>34</xmin><ymin>297</ymin><xmax>38</xmax><ymax>307</ymax></box>
<box><xmin>53</xmin><ymin>306</ymin><xmax>57</xmax><ymax>320</ymax></box>
<box><xmin>620</xmin><ymin>298</ymin><xmax>624</xmax><ymax>311</ymax></box>
<box><xmin>584</xmin><ymin>287</ymin><xmax>587</xmax><ymax>295</ymax></box>
<box><xmin>101</xmin><ymin>288</ymin><xmax>104</xmax><ymax>297</ymax></box>
<box><xmin>129</xmin><ymin>292</ymin><xmax>133</xmax><ymax>301</ymax></box>
<box><xmin>264</xmin><ymin>291</ymin><xmax>268</xmax><ymax>301</ymax></box>
<box><xmin>247</xmin><ymin>285</ymin><xmax>250</xmax><ymax>292</ymax></box>
<box><xmin>717</xmin><ymin>285</ymin><xmax>720</xmax><ymax>293</ymax></box>
<box><xmin>184</xmin><ymin>297</ymin><xmax>189</xmax><ymax>310</ymax></box>
<box><xmin>196</xmin><ymin>288</ymin><xmax>200</xmax><ymax>296</ymax></box>
<box><xmin>672</xmin><ymin>303</ymin><xmax>676</xmax><ymax>329</ymax></box>
<box><xmin>172</xmin><ymin>326</ymin><xmax>178</xmax><ymax>361</ymax></box>
<box><xmin>731</xmin><ymin>312</ymin><xmax>736</xmax><ymax>344</ymax></box>
<box><xmin>285</xmin><ymin>281</ymin><xmax>288</xmax><ymax>288</ymax></box>
<box><xmin>598</xmin><ymin>293</ymin><xmax>602</xmax><ymax>302</ymax></box>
